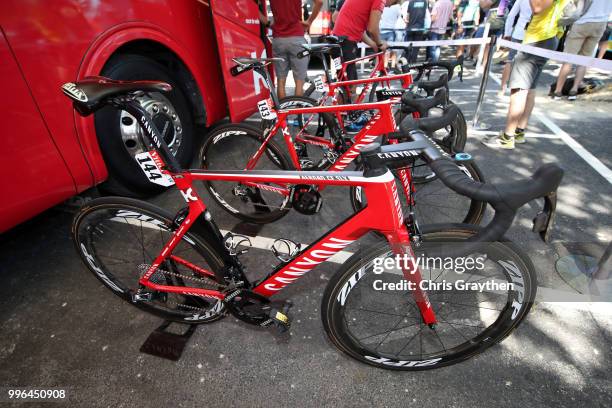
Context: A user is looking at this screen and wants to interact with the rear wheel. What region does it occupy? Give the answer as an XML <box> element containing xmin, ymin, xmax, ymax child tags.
<box><xmin>72</xmin><ymin>197</ymin><xmax>226</xmax><ymax>324</ymax></box>
<box><xmin>262</xmin><ymin>96</ymin><xmax>342</xmax><ymax>171</ymax></box>
<box><xmin>200</xmin><ymin>123</ymin><xmax>292</xmax><ymax>224</ymax></box>
<box><xmin>321</xmin><ymin>225</ymin><xmax>537</xmax><ymax>370</ymax></box>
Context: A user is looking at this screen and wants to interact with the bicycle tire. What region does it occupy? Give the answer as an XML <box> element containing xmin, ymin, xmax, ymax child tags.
<box><xmin>349</xmin><ymin>160</ymin><xmax>486</xmax><ymax>225</ymax></box>
<box><xmin>200</xmin><ymin>123</ymin><xmax>292</xmax><ymax>224</ymax></box>
<box><xmin>262</xmin><ymin>96</ymin><xmax>342</xmax><ymax>171</ymax></box>
<box><xmin>394</xmin><ymin>101</ymin><xmax>468</xmax><ymax>157</ymax></box>
<box><xmin>72</xmin><ymin>197</ymin><xmax>227</xmax><ymax>324</ymax></box>
<box><xmin>321</xmin><ymin>224</ymin><xmax>537</xmax><ymax>370</ymax></box>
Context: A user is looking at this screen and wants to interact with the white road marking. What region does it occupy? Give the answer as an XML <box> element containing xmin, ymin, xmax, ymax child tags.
<box><xmin>535</xmin><ymin>114</ymin><xmax>612</xmax><ymax>184</ymax></box>
<box><xmin>469</xmin><ymin>129</ymin><xmax>560</xmax><ymax>139</ymax></box>
<box><xmin>488</xmin><ymin>73</ymin><xmax>612</xmax><ymax>184</ymax></box>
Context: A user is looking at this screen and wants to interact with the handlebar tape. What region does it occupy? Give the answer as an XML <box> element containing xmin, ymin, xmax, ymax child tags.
<box><xmin>428</xmin><ymin>158</ymin><xmax>563</xmax><ymax>246</ymax></box>
<box><xmin>399</xmin><ymin>104</ymin><xmax>458</xmax><ymax>134</ymax></box>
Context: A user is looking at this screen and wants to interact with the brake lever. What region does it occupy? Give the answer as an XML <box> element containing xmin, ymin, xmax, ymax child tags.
<box><xmin>532</xmin><ymin>192</ymin><xmax>557</xmax><ymax>242</ymax></box>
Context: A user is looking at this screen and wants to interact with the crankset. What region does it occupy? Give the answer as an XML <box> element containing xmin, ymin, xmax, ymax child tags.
<box><xmin>224</xmin><ymin>289</ymin><xmax>292</xmax><ymax>332</ymax></box>
<box><xmin>290</xmin><ymin>184</ymin><xmax>322</xmax><ymax>215</ymax></box>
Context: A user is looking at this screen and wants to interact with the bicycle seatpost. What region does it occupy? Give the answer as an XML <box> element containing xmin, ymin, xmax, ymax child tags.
<box><xmin>113</xmin><ymin>97</ymin><xmax>182</xmax><ymax>174</ymax></box>
<box><xmin>253</xmin><ymin>65</ymin><xmax>281</xmax><ymax>110</ymax></box>
<box><xmin>320</xmin><ymin>54</ymin><xmax>334</xmax><ymax>83</ymax></box>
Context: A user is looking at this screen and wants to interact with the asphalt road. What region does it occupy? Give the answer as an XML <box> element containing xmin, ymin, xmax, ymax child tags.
<box><xmin>0</xmin><ymin>49</ymin><xmax>610</xmax><ymax>407</ymax></box>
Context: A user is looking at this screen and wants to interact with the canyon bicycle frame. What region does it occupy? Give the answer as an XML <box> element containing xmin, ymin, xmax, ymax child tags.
<box><xmin>246</xmin><ymin>100</ymin><xmax>419</xmax><ymax>208</ymax></box>
<box><xmin>118</xmin><ymin>99</ymin><xmax>438</xmax><ymax>326</ymax></box>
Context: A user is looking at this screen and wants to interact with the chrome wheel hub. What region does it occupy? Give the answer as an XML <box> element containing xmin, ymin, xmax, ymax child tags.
<box><xmin>119</xmin><ymin>92</ymin><xmax>183</xmax><ymax>156</ymax></box>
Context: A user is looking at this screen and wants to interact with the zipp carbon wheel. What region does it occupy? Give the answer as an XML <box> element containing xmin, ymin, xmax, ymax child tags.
<box><xmin>413</xmin><ymin>103</ymin><xmax>467</xmax><ymax>167</ymax></box>
<box><xmin>321</xmin><ymin>225</ymin><xmax>537</xmax><ymax>370</ymax></box>
<box><xmin>200</xmin><ymin>123</ymin><xmax>292</xmax><ymax>224</ymax></box>
<box><xmin>262</xmin><ymin>96</ymin><xmax>341</xmax><ymax>171</ymax></box>
<box><xmin>72</xmin><ymin>197</ymin><xmax>226</xmax><ymax>324</ymax></box>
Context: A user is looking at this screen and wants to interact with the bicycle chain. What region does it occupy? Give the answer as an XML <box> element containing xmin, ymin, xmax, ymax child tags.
<box><xmin>138</xmin><ymin>263</ymin><xmax>221</xmax><ymax>288</ymax></box>
<box><xmin>137</xmin><ymin>263</ymin><xmax>226</xmax><ymax>314</ymax></box>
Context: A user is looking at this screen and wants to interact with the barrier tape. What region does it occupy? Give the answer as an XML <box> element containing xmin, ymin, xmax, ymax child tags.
<box><xmin>498</xmin><ymin>38</ymin><xmax>612</xmax><ymax>72</ymax></box>
<box><xmin>383</xmin><ymin>24</ymin><xmax>480</xmax><ymax>33</ymax></box>
<box><xmin>358</xmin><ymin>37</ymin><xmax>491</xmax><ymax>48</ymax></box>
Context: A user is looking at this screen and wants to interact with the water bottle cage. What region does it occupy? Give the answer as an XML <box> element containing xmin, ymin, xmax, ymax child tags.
<box><xmin>223</xmin><ymin>233</ymin><xmax>252</xmax><ymax>256</ymax></box>
<box><xmin>272</xmin><ymin>238</ymin><xmax>302</xmax><ymax>263</ymax></box>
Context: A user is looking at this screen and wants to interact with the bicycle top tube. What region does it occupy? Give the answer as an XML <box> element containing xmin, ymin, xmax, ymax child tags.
<box><xmin>276</xmin><ymin>99</ymin><xmax>394</xmax><ymax>115</ymax></box>
<box><xmin>187</xmin><ymin>168</ymin><xmax>396</xmax><ymax>188</ymax></box>
<box><xmin>342</xmin><ymin>51</ymin><xmax>384</xmax><ymax>66</ymax></box>
<box><xmin>329</xmin><ymin>73</ymin><xmax>413</xmax><ymax>89</ymax></box>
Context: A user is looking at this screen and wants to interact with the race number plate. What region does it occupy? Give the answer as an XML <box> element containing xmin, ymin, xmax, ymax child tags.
<box><xmin>314</xmin><ymin>76</ymin><xmax>328</xmax><ymax>92</ymax></box>
<box><xmin>331</xmin><ymin>57</ymin><xmax>342</xmax><ymax>73</ymax></box>
<box><xmin>257</xmin><ymin>98</ymin><xmax>277</xmax><ymax>120</ymax></box>
<box><xmin>135</xmin><ymin>151</ymin><xmax>175</xmax><ymax>187</ymax></box>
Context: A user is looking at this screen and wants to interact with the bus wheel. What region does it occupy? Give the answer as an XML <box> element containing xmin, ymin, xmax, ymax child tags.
<box><xmin>95</xmin><ymin>54</ymin><xmax>195</xmax><ymax>196</ymax></box>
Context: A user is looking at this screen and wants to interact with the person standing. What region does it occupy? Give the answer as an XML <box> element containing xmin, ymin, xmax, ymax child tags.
<box><xmin>428</xmin><ymin>0</ymin><xmax>454</xmax><ymax>61</ymax></box>
<box><xmin>333</xmin><ymin>0</ymin><xmax>388</xmax><ymax>81</ymax></box>
<box><xmin>380</xmin><ymin>0</ymin><xmax>403</xmax><ymax>68</ymax></box>
<box><xmin>404</xmin><ymin>0</ymin><xmax>431</xmax><ymax>62</ymax></box>
<box><xmin>455</xmin><ymin>0</ymin><xmax>481</xmax><ymax>58</ymax></box>
<box><xmin>596</xmin><ymin>23</ymin><xmax>611</xmax><ymax>58</ymax></box>
<box><xmin>395</xmin><ymin>0</ymin><xmax>408</xmax><ymax>44</ymax></box>
<box><xmin>263</xmin><ymin>0</ymin><xmax>323</xmax><ymax>99</ymax></box>
<box><xmin>475</xmin><ymin>0</ymin><xmax>510</xmax><ymax>69</ymax></box>
<box><xmin>553</xmin><ymin>0</ymin><xmax>612</xmax><ymax>100</ymax></box>
<box><xmin>499</xmin><ymin>0</ymin><xmax>532</xmax><ymax>95</ymax></box>
<box><xmin>483</xmin><ymin>0</ymin><xmax>568</xmax><ymax>149</ymax></box>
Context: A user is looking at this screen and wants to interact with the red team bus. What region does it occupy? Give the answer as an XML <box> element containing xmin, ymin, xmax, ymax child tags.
<box><xmin>1</xmin><ymin>0</ymin><xmax>280</xmax><ymax>232</ymax></box>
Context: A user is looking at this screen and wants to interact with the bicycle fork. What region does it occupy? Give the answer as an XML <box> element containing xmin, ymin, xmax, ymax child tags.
<box><xmin>380</xmin><ymin>174</ymin><xmax>437</xmax><ymax>327</ymax></box>
<box><xmin>385</xmin><ymin>227</ymin><xmax>438</xmax><ymax>327</ymax></box>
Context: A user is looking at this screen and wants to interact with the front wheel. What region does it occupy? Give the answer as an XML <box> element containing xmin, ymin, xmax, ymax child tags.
<box><xmin>321</xmin><ymin>225</ymin><xmax>537</xmax><ymax>370</ymax></box>
<box><xmin>349</xmin><ymin>160</ymin><xmax>486</xmax><ymax>225</ymax></box>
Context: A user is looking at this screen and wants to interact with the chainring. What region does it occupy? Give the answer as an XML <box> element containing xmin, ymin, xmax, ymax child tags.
<box><xmin>223</xmin><ymin>289</ymin><xmax>274</xmax><ymax>326</ymax></box>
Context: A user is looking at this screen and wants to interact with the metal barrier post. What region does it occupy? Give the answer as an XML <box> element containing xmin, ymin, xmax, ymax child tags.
<box><xmin>472</xmin><ymin>34</ymin><xmax>497</xmax><ymax>128</ymax></box>
<box><xmin>476</xmin><ymin>23</ymin><xmax>490</xmax><ymax>73</ymax></box>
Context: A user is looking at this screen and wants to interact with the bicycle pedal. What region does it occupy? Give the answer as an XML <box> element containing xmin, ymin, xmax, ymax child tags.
<box><xmin>267</xmin><ymin>300</ymin><xmax>293</xmax><ymax>332</ymax></box>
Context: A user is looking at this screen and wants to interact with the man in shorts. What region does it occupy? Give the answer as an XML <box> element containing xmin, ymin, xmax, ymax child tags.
<box><xmin>333</xmin><ymin>0</ymin><xmax>388</xmax><ymax>82</ymax></box>
<box><xmin>473</xmin><ymin>0</ymin><xmax>510</xmax><ymax>68</ymax></box>
<box><xmin>264</xmin><ymin>0</ymin><xmax>323</xmax><ymax>99</ymax></box>
<box><xmin>553</xmin><ymin>0</ymin><xmax>612</xmax><ymax>100</ymax></box>
<box><xmin>483</xmin><ymin>0</ymin><xmax>567</xmax><ymax>149</ymax></box>
<box><xmin>596</xmin><ymin>23</ymin><xmax>611</xmax><ymax>59</ymax></box>
<box><xmin>499</xmin><ymin>0</ymin><xmax>532</xmax><ymax>95</ymax></box>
